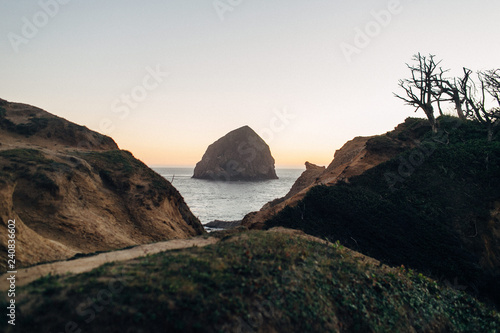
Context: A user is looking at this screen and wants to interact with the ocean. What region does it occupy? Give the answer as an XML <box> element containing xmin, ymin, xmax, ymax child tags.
<box><xmin>153</xmin><ymin>167</ymin><xmax>304</xmax><ymax>225</ymax></box>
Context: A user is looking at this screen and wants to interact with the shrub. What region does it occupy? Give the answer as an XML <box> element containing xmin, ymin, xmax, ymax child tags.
<box><xmin>267</xmin><ymin>121</ymin><xmax>500</xmax><ymax>307</ymax></box>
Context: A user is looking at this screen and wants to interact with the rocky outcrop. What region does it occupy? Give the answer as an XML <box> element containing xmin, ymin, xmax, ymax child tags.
<box><xmin>242</xmin><ymin>118</ymin><xmax>428</xmax><ymax>228</ymax></box>
<box><xmin>0</xmin><ymin>99</ymin><xmax>204</xmax><ymax>269</ymax></box>
<box><xmin>0</xmin><ymin>98</ymin><xmax>117</xmax><ymax>151</ymax></box>
<box><xmin>259</xmin><ymin>162</ymin><xmax>325</xmax><ymax>212</ymax></box>
<box><xmin>285</xmin><ymin>162</ymin><xmax>325</xmax><ymax>199</ymax></box>
<box><xmin>193</xmin><ymin>126</ymin><xmax>278</xmax><ymax>181</ymax></box>
<box><xmin>204</xmin><ymin>220</ymin><xmax>242</xmax><ymax>229</ymax></box>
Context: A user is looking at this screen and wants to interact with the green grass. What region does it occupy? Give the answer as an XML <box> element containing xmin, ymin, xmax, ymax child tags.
<box><xmin>4</xmin><ymin>231</ymin><xmax>499</xmax><ymax>332</ymax></box>
<box><xmin>74</xmin><ymin>150</ymin><xmax>138</xmax><ymax>174</ymax></box>
<box><xmin>0</xmin><ymin>149</ymin><xmax>63</xmax><ymax>194</ymax></box>
<box><xmin>73</xmin><ymin>150</ymin><xmax>145</xmax><ymax>195</ymax></box>
<box><xmin>0</xmin><ymin>149</ymin><xmax>52</xmax><ymax>165</ymax></box>
<box><xmin>74</xmin><ymin>150</ymin><xmax>177</xmax><ymax>196</ymax></box>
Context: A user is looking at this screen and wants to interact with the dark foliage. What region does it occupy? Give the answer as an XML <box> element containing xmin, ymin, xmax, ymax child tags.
<box><xmin>5</xmin><ymin>232</ymin><xmax>500</xmax><ymax>332</ymax></box>
<box><xmin>267</xmin><ymin>118</ymin><xmax>500</xmax><ymax>307</ymax></box>
<box><xmin>0</xmin><ymin>112</ymin><xmax>49</xmax><ymax>136</ymax></box>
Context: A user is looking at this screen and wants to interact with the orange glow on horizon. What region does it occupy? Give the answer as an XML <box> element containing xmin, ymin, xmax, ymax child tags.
<box><xmin>128</xmin><ymin>146</ymin><xmax>333</xmax><ymax>169</ymax></box>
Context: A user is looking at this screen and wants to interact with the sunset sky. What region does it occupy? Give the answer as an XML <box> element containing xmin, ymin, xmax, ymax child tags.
<box><xmin>2</xmin><ymin>0</ymin><xmax>500</xmax><ymax>167</ymax></box>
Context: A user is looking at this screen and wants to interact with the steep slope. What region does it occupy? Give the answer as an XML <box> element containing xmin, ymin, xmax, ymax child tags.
<box><xmin>193</xmin><ymin>125</ymin><xmax>278</xmax><ymax>181</ymax></box>
<box><xmin>253</xmin><ymin>162</ymin><xmax>325</xmax><ymax>221</ymax></box>
<box><xmin>266</xmin><ymin>117</ymin><xmax>500</xmax><ymax>307</ymax></box>
<box><xmin>242</xmin><ymin>118</ymin><xmax>429</xmax><ymax>228</ymax></box>
<box><xmin>0</xmin><ymin>99</ymin><xmax>204</xmax><ymax>269</ymax></box>
<box><xmin>283</xmin><ymin>162</ymin><xmax>325</xmax><ymax>200</ymax></box>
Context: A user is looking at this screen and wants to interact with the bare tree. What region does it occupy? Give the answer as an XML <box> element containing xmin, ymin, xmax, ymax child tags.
<box><xmin>434</xmin><ymin>68</ymin><xmax>468</xmax><ymax>120</ymax></box>
<box><xmin>396</xmin><ymin>53</ymin><xmax>500</xmax><ymax>139</ymax></box>
<box><xmin>394</xmin><ymin>53</ymin><xmax>442</xmax><ymax>133</ymax></box>
<box><xmin>460</xmin><ymin>69</ymin><xmax>500</xmax><ymax>141</ymax></box>
<box><xmin>483</xmin><ymin>69</ymin><xmax>500</xmax><ymax>107</ymax></box>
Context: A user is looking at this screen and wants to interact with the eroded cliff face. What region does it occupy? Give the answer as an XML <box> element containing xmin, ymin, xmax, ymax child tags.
<box><xmin>0</xmin><ymin>99</ymin><xmax>204</xmax><ymax>269</ymax></box>
<box><xmin>242</xmin><ymin>118</ymin><xmax>429</xmax><ymax>229</ymax></box>
<box><xmin>0</xmin><ymin>183</ymin><xmax>74</xmax><ymax>267</ymax></box>
<box><xmin>193</xmin><ymin>125</ymin><xmax>278</xmax><ymax>181</ymax></box>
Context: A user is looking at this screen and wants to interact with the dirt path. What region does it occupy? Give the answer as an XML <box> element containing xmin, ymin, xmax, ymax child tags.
<box><xmin>0</xmin><ymin>228</ymin><xmax>387</xmax><ymax>291</ymax></box>
<box><xmin>0</xmin><ymin>236</ymin><xmax>218</xmax><ymax>290</ymax></box>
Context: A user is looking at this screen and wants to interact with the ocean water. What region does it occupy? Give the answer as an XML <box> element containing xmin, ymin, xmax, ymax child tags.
<box><xmin>153</xmin><ymin>167</ymin><xmax>304</xmax><ymax>225</ymax></box>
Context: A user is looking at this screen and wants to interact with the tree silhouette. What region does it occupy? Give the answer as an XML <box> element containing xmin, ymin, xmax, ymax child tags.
<box><xmin>394</xmin><ymin>53</ymin><xmax>442</xmax><ymax>133</ymax></box>
<box><xmin>434</xmin><ymin>67</ymin><xmax>468</xmax><ymax>120</ymax></box>
<box><xmin>396</xmin><ymin>54</ymin><xmax>500</xmax><ymax>140</ymax></box>
<box><xmin>460</xmin><ymin>69</ymin><xmax>500</xmax><ymax>141</ymax></box>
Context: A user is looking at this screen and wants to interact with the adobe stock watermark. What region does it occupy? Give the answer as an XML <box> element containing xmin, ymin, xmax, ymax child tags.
<box><xmin>6</xmin><ymin>219</ymin><xmax>17</xmax><ymax>326</ymax></box>
<box><xmin>7</xmin><ymin>0</ymin><xmax>72</xmax><ymax>53</ymax></box>
<box><xmin>258</xmin><ymin>107</ymin><xmax>297</xmax><ymax>144</ymax></box>
<box><xmin>99</xmin><ymin>65</ymin><xmax>169</xmax><ymax>136</ymax></box>
<box><xmin>213</xmin><ymin>0</ymin><xmax>244</xmax><ymax>21</ymax></box>
<box><xmin>340</xmin><ymin>0</ymin><xmax>413</xmax><ymax>63</ymax></box>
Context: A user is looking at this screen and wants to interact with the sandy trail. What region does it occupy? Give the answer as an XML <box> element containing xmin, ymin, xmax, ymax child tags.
<box><xmin>0</xmin><ymin>236</ymin><xmax>218</xmax><ymax>290</ymax></box>
<box><xmin>0</xmin><ymin>228</ymin><xmax>385</xmax><ymax>291</ymax></box>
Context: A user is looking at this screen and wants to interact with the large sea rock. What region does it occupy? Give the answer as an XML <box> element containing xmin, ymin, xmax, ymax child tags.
<box><xmin>0</xmin><ymin>98</ymin><xmax>205</xmax><ymax>269</ymax></box>
<box><xmin>193</xmin><ymin>125</ymin><xmax>278</xmax><ymax>181</ymax></box>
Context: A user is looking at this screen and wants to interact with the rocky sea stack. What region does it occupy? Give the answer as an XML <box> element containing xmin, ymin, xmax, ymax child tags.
<box><xmin>193</xmin><ymin>125</ymin><xmax>278</xmax><ymax>181</ymax></box>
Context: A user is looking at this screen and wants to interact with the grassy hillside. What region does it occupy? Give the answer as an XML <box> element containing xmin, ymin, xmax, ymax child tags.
<box><xmin>0</xmin><ymin>147</ymin><xmax>204</xmax><ymax>270</ymax></box>
<box><xmin>2</xmin><ymin>231</ymin><xmax>499</xmax><ymax>332</ymax></box>
<box><xmin>74</xmin><ymin>149</ymin><xmax>205</xmax><ymax>234</ymax></box>
<box><xmin>266</xmin><ymin>117</ymin><xmax>500</xmax><ymax>307</ymax></box>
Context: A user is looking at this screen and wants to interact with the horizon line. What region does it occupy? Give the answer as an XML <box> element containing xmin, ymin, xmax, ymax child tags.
<box><xmin>148</xmin><ymin>164</ymin><xmax>307</xmax><ymax>170</ymax></box>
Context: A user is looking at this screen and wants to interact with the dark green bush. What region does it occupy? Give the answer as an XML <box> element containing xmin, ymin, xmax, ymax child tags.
<box><xmin>13</xmin><ymin>117</ymin><xmax>49</xmax><ymax>136</ymax></box>
<box><xmin>366</xmin><ymin>135</ymin><xmax>405</xmax><ymax>155</ymax></box>
<box><xmin>267</xmin><ymin>119</ymin><xmax>500</xmax><ymax>307</ymax></box>
<box><xmin>0</xmin><ymin>149</ymin><xmax>52</xmax><ymax>164</ymax></box>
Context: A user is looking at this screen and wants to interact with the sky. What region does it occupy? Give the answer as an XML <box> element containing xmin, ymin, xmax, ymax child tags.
<box><xmin>1</xmin><ymin>0</ymin><xmax>499</xmax><ymax>168</ymax></box>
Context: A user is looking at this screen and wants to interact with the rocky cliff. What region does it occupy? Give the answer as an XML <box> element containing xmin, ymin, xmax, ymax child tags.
<box><xmin>264</xmin><ymin>116</ymin><xmax>500</xmax><ymax>306</ymax></box>
<box><xmin>0</xmin><ymin>98</ymin><xmax>204</xmax><ymax>269</ymax></box>
<box><xmin>242</xmin><ymin>118</ymin><xmax>428</xmax><ymax>228</ymax></box>
<box><xmin>193</xmin><ymin>125</ymin><xmax>278</xmax><ymax>181</ymax></box>
<box><xmin>258</xmin><ymin>162</ymin><xmax>325</xmax><ymax>214</ymax></box>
